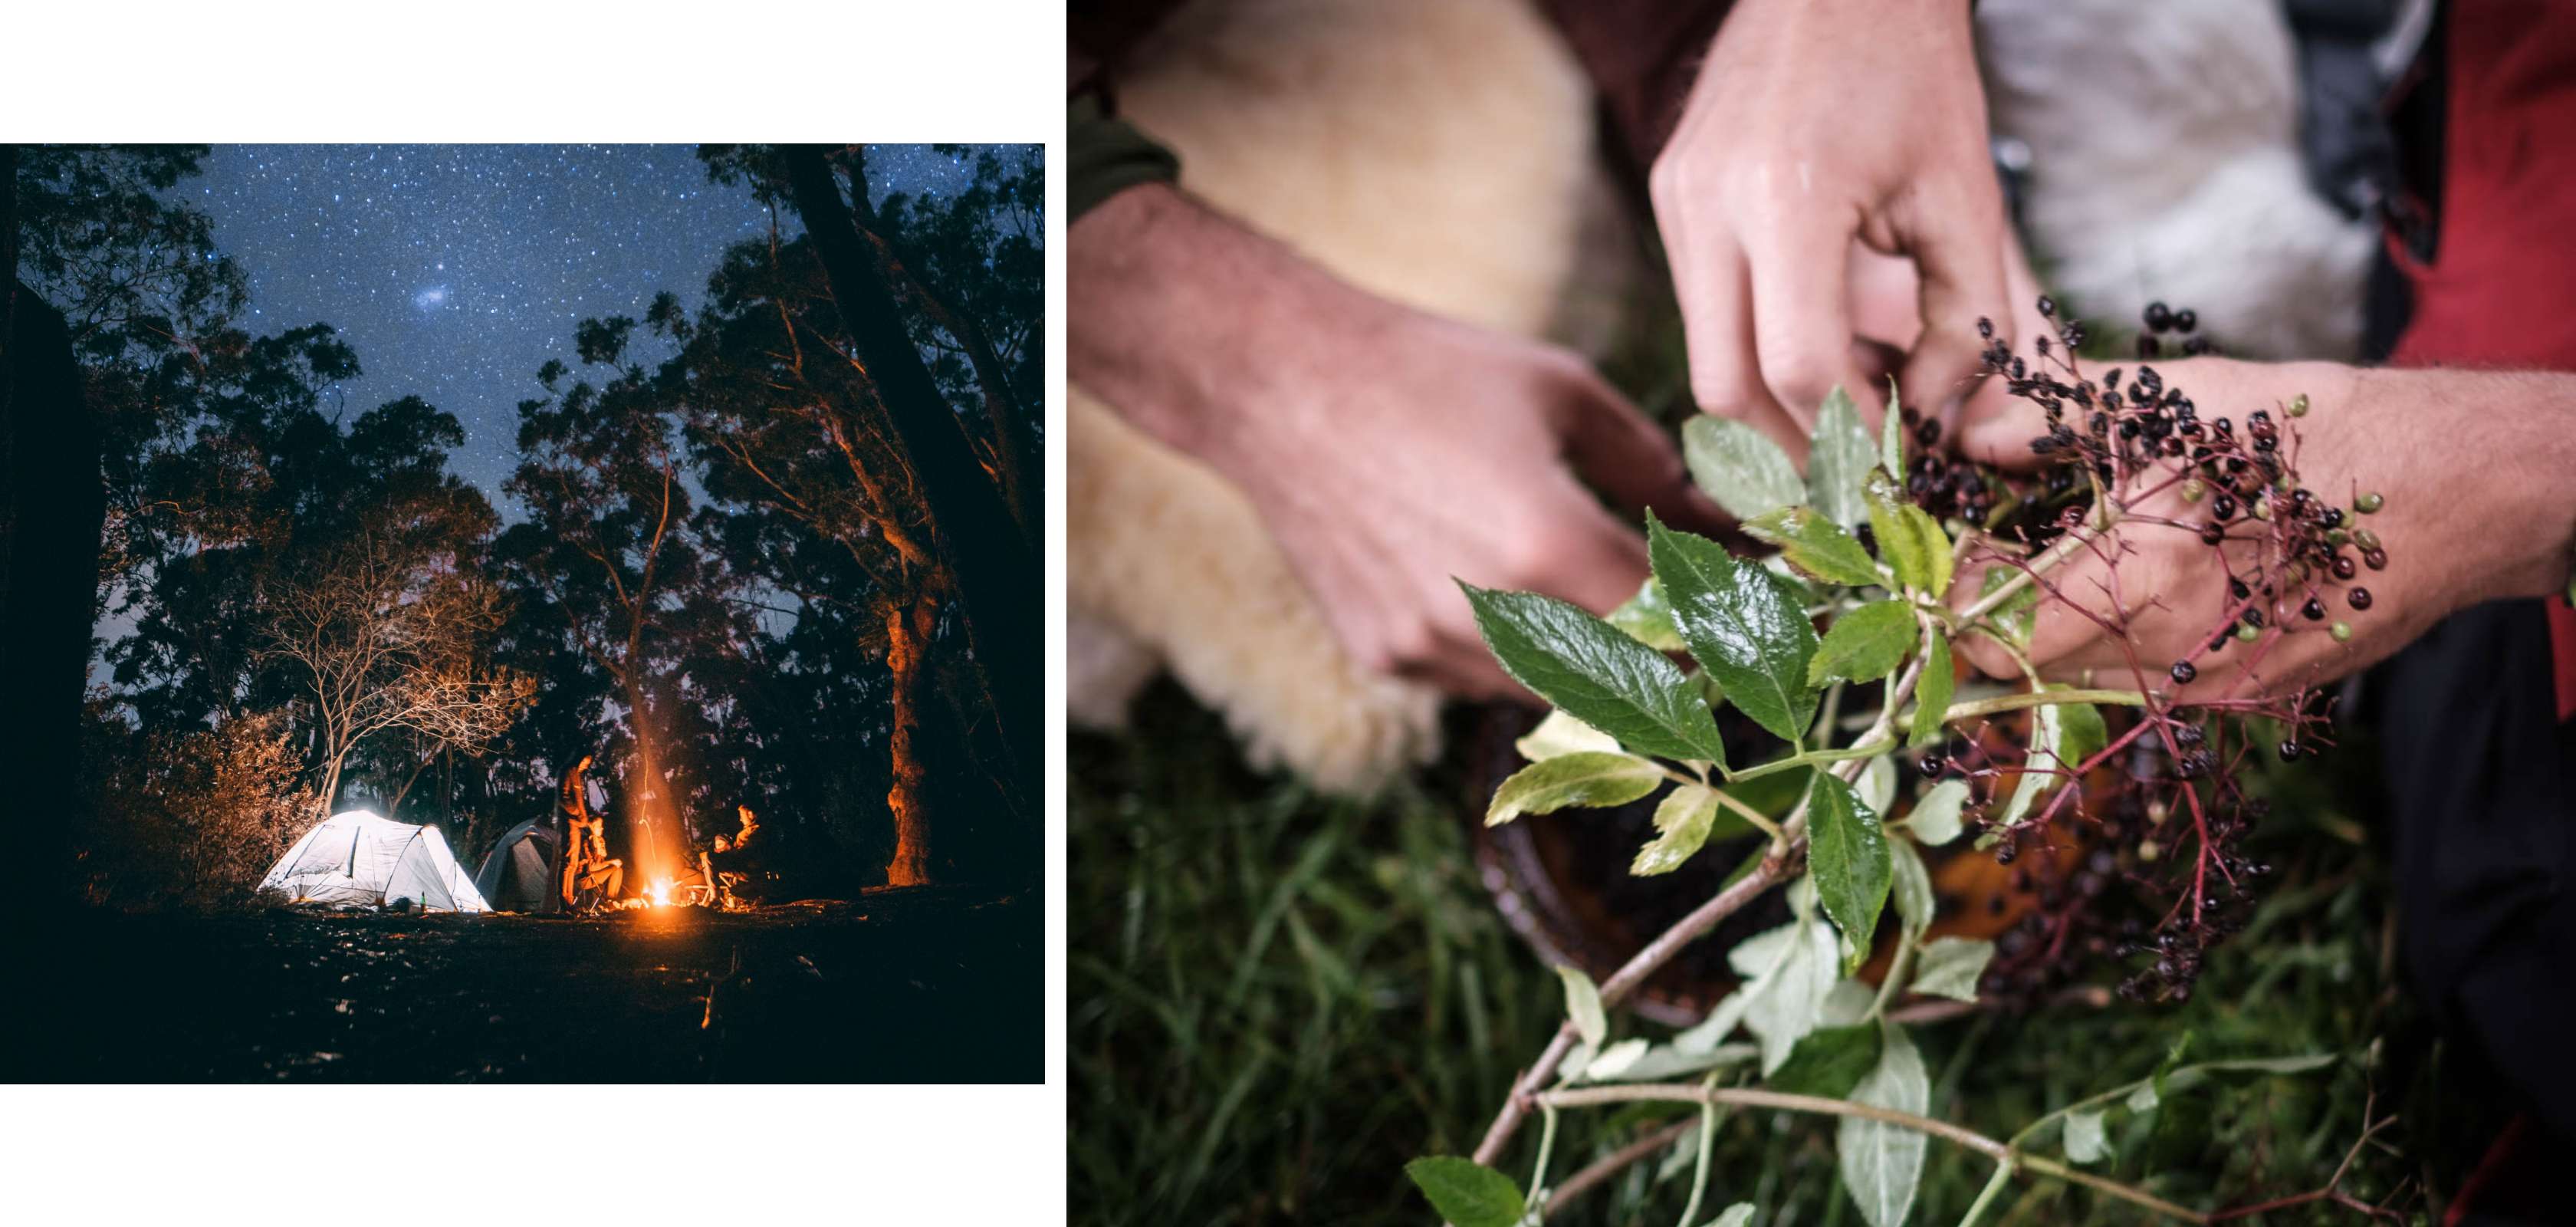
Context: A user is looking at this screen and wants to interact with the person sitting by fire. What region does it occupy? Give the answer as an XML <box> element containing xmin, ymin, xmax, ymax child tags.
<box><xmin>711</xmin><ymin>804</ymin><xmax>767</xmax><ymax>907</ymax></box>
<box><xmin>557</xmin><ymin>754</ymin><xmax>624</xmax><ymax>913</ymax></box>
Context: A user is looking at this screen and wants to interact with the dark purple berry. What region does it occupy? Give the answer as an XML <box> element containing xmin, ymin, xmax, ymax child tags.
<box><xmin>2170</xmin><ymin>660</ymin><xmax>2197</xmax><ymax>684</ymax></box>
<box><xmin>2348</xmin><ymin>587</ymin><xmax>2373</xmax><ymax>610</ymax></box>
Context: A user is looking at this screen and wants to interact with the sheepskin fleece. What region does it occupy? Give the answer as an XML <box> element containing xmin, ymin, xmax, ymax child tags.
<box><xmin>1069</xmin><ymin>0</ymin><xmax>1611</xmax><ymax>794</ymax></box>
<box><xmin>1977</xmin><ymin>0</ymin><xmax>2374</xmax><ymax>360</ymax></box>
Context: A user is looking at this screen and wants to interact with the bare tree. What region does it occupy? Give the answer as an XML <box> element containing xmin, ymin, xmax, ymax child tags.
<box><xmin>260</xmin><ymin>532</ymin><xmax>532</xmax><ymax>814</ymax></box>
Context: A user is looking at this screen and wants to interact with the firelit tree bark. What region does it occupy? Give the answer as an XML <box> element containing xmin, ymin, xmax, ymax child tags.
<box><xmin>2</xmin><ymin>281</ymin><xmax>106</xmax><ymax>913</ymax></box>
<box><xmin>781</xmin><ymin>146</ymin><xmax>1040</xmax><ymax>814</ymax></box>
<box><xmin>882</xmin><ymin>593</ymin><xmax>938</xmax><ymax>886</ymax></box>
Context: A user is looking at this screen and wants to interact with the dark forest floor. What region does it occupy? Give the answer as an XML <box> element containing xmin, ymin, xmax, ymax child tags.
<box><xmin>15</xmin><ymin>884</ymin><xmax>1040</xmax><ymax>1083</ymax></box>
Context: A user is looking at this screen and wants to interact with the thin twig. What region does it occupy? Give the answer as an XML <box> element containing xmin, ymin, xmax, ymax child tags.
<box><xmin>1537</xmin><ymin>1084</ymin><xmax>2210</xmax><ymax>1223</ymax></box>
<box><xmin>1545</xmin><ymin>1117</ymin><xmax>1702</xmax><ymax>1211</ymax></box>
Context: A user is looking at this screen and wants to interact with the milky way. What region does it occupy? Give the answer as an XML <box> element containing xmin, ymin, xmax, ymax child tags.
<box><xmin>193</xmin><ymin>144</ymin><xmax>998</xmax><ymax>498</ymax></box>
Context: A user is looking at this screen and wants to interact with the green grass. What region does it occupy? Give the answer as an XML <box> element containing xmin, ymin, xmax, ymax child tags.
<box><xmin>1073</xmin><ymin>684</ymin><xmax>2497</xmax><ymax>1225</ymax></box>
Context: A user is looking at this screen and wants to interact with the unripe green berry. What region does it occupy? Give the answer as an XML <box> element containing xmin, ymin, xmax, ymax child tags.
<box><xmin>2251</xmin><ymin>498</ymin><xmax>2272</xmax><ymax>521</ymax></box>
<box><xmin>2236</xmin><ymin>622</ymin><xmax>2260</xmax><ymax>643</ymax></box>
<box><xmin>2354</xmin><ymin>527</ymin><xmax>2381</xmax><ymax>551</ymax></box>
<box><xmin>2288</xmin><ymin>393</ymin><xmax>2309</xmax><ymax>417</ymax></box>
<box><xmin>2331</xmin><ymin>621</ymin><xmax>2353</xmax><ymax>642</ymax></box>
<box><xmin>2356</xmin><ymin>492</ymin><xmax>2384</xmax><ymax>514</ymax></box>
<box><xmin>2327</xmin><ymin>528</ymin><xmax>2351</xmax><ymax>548</ymax></box>
<box><xmin>2181</xmin><ymin>479</ymin><xmax>2206</xmax><ymax>502</ymax></box>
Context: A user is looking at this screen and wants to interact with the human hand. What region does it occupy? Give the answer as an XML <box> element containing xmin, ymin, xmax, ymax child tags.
<box><xmin>1652</xmin><ymin>0</ymin><xmax>2012</xmax><ymax>458</ymax></box>
<box><xmin>1949</xmin><ymin>357</ymin><xmax>2576</xmax><ymax>702</ymax></box>
<box><xmin>1070</xmin><ymin>186</ymin><xmax>1724</xmax><ymax>699</ymax></box>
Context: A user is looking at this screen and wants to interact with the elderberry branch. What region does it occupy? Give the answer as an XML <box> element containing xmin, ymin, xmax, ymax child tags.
<box><xmin>1533</xmin><ymin>1083</ymin><xmax>2213</xmax><ymax>1224</ymax></box>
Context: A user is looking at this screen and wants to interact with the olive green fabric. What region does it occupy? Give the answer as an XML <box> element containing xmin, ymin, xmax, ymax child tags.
<box><xmin>1070</xmin><ymin>93</ymin><xmax>1181</xmax><ymax>221</ymax></box>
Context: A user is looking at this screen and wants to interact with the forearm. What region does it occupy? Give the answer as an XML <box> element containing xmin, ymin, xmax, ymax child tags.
<box><xmin>2162</xmin><ymin>357</ymin><xmax>2576</xmax><ymax>609</ymax></box>
<box><xmin>1068</xmin><ymin>183</ymin><xmax>1385</xmax><ymax>472</ymax></box>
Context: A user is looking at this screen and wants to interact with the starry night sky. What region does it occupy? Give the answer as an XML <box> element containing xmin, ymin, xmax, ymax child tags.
<box><xmin>194</xmin><ymin>144</ymin><xmax>983</xmax><ymax>496</ymax></box>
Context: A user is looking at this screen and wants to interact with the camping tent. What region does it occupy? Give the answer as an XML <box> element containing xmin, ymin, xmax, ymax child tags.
<box><xmin>257</xmin><ymin>810</ymin><xmax>490</xmax><ymax>912</ymax></box>
<box><xmin>473</xmin><ymin>817</ymin><xmax>563</xmax><ymax>913</ymax></box>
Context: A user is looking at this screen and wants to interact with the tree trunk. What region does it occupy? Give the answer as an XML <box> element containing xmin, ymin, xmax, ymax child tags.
<box><xmin>782</xmin><ymin>146</ymin><xmax>1040</xmax><ymax>817</ymax></box>
<box><xmin>883</xmin><ymin>593</ymin><xmax>935</xmax><ymax>886</ymax></box>
<box><xmin>1</xmin><ymin>272</ymin><xmax>105</xmax><ymax>916</ymax></box>
<box><xmin>317</xmin><ymin>752</ymin><xmax>346</xmax><ymax>817</ymax></box>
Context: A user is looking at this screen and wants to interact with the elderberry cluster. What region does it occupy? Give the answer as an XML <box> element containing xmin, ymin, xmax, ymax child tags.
<box><xmin>1930</xmin><ymin>296</ymin><xmax>2377</xmax><ymax>1005</ymax></box>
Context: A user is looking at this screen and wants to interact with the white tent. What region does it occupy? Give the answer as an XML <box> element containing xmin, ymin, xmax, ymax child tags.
<box><xmin>256</xmin><ymin>809</ymin><xmax>491</xmax><ymax>912</ymax></box>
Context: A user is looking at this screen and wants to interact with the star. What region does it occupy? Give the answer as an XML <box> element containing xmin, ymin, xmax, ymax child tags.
<box><xmin>194</xmin><ymin>143</ymin><xmax>1020</xmax><ymax>497</ymax></box>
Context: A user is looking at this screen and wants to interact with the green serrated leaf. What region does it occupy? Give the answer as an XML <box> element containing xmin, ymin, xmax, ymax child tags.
<box><xmin>1809</xmin><ymin>600</ymin><xmax>1915</xmax><ymax>687</ymax></box>
<box><xmin>1559</xmin><ymin>963</ymin><xmax>1608</xmax><ymax>1047</ymax></box>
<box><xmin>1633</xmin><ymin>785</ymin><xmax>1748</xmax><ymax>876</ymax></box>
<box><xmin>1462</xmin><ymin>583</ymin><xmax>1729</xmax><ymax>764</ymax></box>
<box><xmin>1980</xmin><ymin>567</ymin><xmax>2042</xmax><ymax>646</ymax></box>
<box><xmin>1735</xmin><ymin>917</ymin><xmax>1840</xmax><ymax>1073</ymax></box>
<box><xmin>1809</xmin><ymin>386</ymin><xmax>1877</xmax><ymax>530</ymax></box>
<box><xmin>1608</xmin><ymin>577</ymin><xmax>1687</xmax><ymax>651</ymax></box>
<box><xmin>1647</xmin><ymin>515</ymin><xmax>1819</xmax><ymax>743</ymax></box>
<box><xmin>2052</xmin><ymin>686</ymin><xmax>2111</xmax><ymax>769</ymax></box>
<box><xmin>1766</xmin><ymin>1021</ymin><xmax>1883</xmax><ymax>1097</ymax></box>
<box><xmin>1911</xmin><ymin>937</ymin><xmax>1993</xmax><ymax>1002</ymax></box>
<box><xmin>1404</xmin><ymin>1157</ymin><xmax>1526</xmax><ymax>1227</ymax></box>
<box><xmin>1806</xmin><ymin>773</ymin><xmax>1891</xmax><ymax>975</ymax></box>
<box><xmin>1881</xmin><ymin>381</ymin><xmax>1906</xmax><ymax>476</ymax></box>
<box><xmin>1487</xmin><ymin>752</ymin><xmax>1663</xmax><ymax>827</ymax></box>
<box><xmin>1888</xmin><ymin>837</ymin><xmax>1935</xmax><ymax>940</ymax></box>
<box><xmin>1578</xmin><ymin>1036</ymin><xmax>1654</xmax><ymax>1082</ymax></box>
<box><xmin>2064</xmin><ymin>1109</ymin><xmax>2110</xmax><ymax>1164</ymax></box>
<box><xmin>1516</xmin><ymin>709</ymin><xmax>1622</xmax><ymax>762</ymax></box>
<box><xmin>1904</xmin><ymin>778</ymin><xmax>1970</xmax><ymax>845</ymax></box>
<box><xmin>1743</xmin><ymin>505</ymin><xmax>1884</xmax><ymax>588</ymax></box>
<box><xmin>1999</xmin><ymin>696</ymin><xmax>2070</xmax><ymax>828</ymax></box>
<box><xmin>1838</xmin><ymin>1024</ymin><xmax>1930</xmax><ymax>1227</ymax></box>
<box><xmin>1864</xmin><ymin>469</ymin><xmax>1953</xmax><ymax>597</ymax></box>
<box><xmin>1858</xmin><ymin>754</ymin><xmax>1897</xmax><ymax>817</ymax></box>
<box><xmin>1684</xmin><ymin>414</ymin><xmax>1806</xmax><ymax>521</ymax></box>
<box><xmin>1908</xmin><ymin>634</ymin><xmax>1954</xmax><ymax>748</ymax></box>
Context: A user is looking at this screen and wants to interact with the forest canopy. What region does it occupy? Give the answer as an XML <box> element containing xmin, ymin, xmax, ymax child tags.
<box><xmin>6</xmin><ymin>143</ymin><xmax>1041</xmax><ymax>910</ymax></box>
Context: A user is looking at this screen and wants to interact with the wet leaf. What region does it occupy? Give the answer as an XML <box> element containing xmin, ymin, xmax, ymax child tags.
<box><xmin>1809</xmin><ymin>386</ymin><xmax>1877</xmax><ymax>530</ymax></box>
<box><xmin>1649</xmin><ymin>515</ymin><xmax>1818</xmax><ymax>743</ymax></box>
<box><xmin>1911</xmin><ymin>937</ymin><xmax>1993</xmax><ymax>1002</ymax></box>
<box><xmin>1838</xmin><ymin>1024</ymin><xmax>1930</xmax><ymax>1227</ymax></box>
<box><xmin>1608</xmin><ymin>577</ymin><xmax>1686</xmax><ymax>652</ymax></box>
<box><xmin>1515</xmin><ymin>709</ymin><xmax>1622</xmax><ymax>762</ymax></box>
<box><xmin>1463</xmin><ymin>582</ymin><xmax>1729</xmax><ymax>764</ymax></box>
<box><xmin>1487</xmin><ymin>752</ymin><xmax>1664</xmax><ymax>827</ymax></box>
<box><xmin>1809</xmin><ymin>600</ymin><xmax>1915</xmax><ymax>688</ymax></box>
<box><xmin>1559</xmin><ymin>963</ymin><xmax>1608</xmax><ymax>1047</ymax></box>
<box><xmin>1904</xmin><ymin>778</ymin><xmax>1970</xmax><ymax>845</ymax></box>
<box><xmin>1907</xmin><ymin>634</ymin><xmax>1954</xmax><ymax>748</ymax></box>
<box><xmin>2064</xmin><ymin>1109</ymin><xmax>2110</xmax><ymax>1164</ymax></box>
<box><xmin>1806</xmin><ymin>773</ymin><xmax>1891</xmax><ymax>974</ymax></box>
<box><xmin>1633</xmin><ymin>785</ymin><xmax>1748</xmax><ymax>876</ymax></box>
<box><xmin>1404</xmin><ymin>1157</ymin><xmax>1526</xmax><ymax>1227</ymax></box>
<box><xmin>1684</xmin><ymin>414</ymin><xmax>1804</xmax><ymax>521</ymax></box>
<box><xmin>1744</xmin><ymin>505</ymin><xmax>1884</xmax><ymax>588</ymax></box>
<box><xmin>1766</xmin><ymin>1021</ymin><xmax>1881</xmax><ymax>1098</ymax></box>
